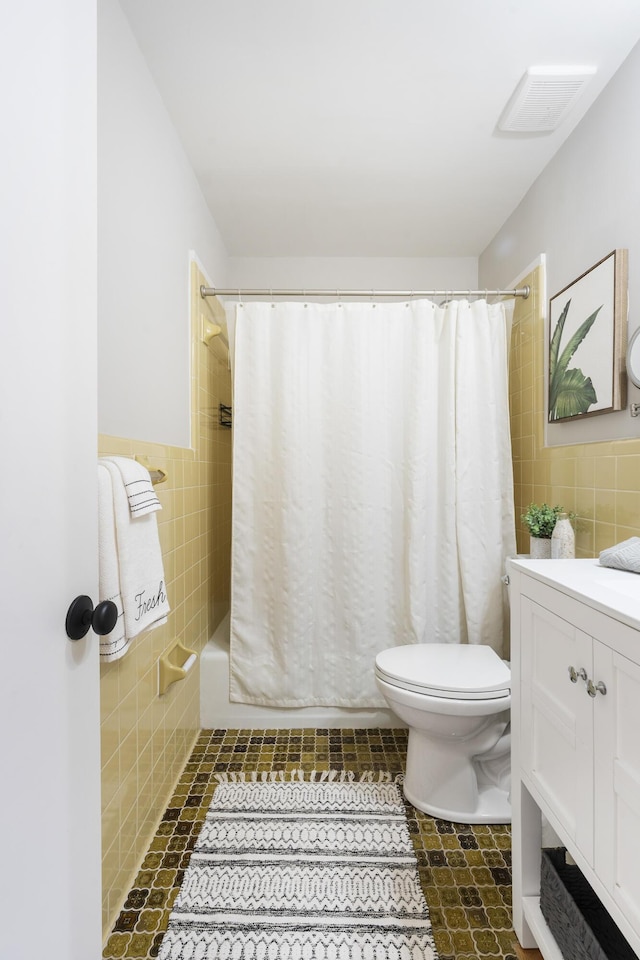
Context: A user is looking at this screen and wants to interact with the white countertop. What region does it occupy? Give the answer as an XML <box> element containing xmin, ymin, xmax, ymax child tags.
<box><xmin>507</xmin><ymin>557</ymin><xmax>640</xmax><ymax>632</ymax></box>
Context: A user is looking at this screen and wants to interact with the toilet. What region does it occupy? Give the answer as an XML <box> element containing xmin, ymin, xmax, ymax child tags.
<box><xmin>375</xmin><ymin>643</ymin><xmax>511</xmax><ymax>823</ymax></box>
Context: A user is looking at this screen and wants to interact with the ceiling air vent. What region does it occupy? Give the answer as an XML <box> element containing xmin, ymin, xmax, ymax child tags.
<box><xmin>499</xmin><ymin>66</ymin><xmax>597</xmax><ymax>133</ymax></box>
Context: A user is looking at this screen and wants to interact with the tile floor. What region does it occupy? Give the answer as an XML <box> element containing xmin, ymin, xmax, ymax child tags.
<box><xmin>103</xmin><ymin>728</ymin><xmax>519</xmax><ymax>960</ymax></box>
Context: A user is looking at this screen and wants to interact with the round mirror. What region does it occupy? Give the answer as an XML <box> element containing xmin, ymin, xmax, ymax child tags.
<box><xmin>627</xmin><ymin>326</ymin><xmax>640</xmax><ymax>388</ymax></box>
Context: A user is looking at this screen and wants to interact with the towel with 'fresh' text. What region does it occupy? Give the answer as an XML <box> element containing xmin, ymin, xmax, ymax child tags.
<box><xmin>97</xmin><ymin>458</ymin><xmax>169</xmax><ymax>659</ymax></box>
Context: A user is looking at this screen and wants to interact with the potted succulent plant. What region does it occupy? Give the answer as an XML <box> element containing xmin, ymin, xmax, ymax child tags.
<box><xmin>521</xmin><ymin>503</ymin><xmax>564</xmax><ymax>559</ymax></box>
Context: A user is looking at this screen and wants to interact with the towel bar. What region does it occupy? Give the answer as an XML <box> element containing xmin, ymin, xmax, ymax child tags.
<box><xmin>158</xmin><ymin>640</ymin><xmax>197</xmax><ymax>696</ymax></box>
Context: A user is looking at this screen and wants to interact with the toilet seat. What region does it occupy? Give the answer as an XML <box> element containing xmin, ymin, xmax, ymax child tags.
<box><xmin>375</xmin><ymin>643</ymin><xmax>510</xmax><ymax>700</ymax></box>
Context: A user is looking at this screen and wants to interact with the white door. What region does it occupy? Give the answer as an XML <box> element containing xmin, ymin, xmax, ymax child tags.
<box><xmin>0</xmin><ymin>3</ymin><xmax>102</xmax><ymax>958</ymax></box>
<box><xmin>595</xmin><ymin>644</ymin><xmax>640</xmax><ymax>936</ymax></box>
<box><xmin>520</xmin><ymin>598</ymin><xmax>594</xmax><ymax>863</ymax></box>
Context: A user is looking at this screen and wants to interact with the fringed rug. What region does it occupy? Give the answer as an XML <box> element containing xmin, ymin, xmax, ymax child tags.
<box><xmin>158</xmin><ymin>771</ymin><xmax>438</xmax><ymax>960</ymax></box>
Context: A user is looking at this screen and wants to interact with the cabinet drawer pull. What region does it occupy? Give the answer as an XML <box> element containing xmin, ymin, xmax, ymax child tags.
<box><xmin>568</xmin><ymin>665</ymin><xmax>587</xmax><ymax>683</ymax></box>
<box><xmin>586</xmin><ymin>679</ymin><xmax>607</xmax><ymax>698</ymax></box>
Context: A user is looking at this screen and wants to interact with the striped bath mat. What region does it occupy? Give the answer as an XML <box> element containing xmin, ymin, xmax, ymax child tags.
<box><xmin>158</xmin><ymin>772</ymin><xmax>438</xmax><ymax>959</ymax></box>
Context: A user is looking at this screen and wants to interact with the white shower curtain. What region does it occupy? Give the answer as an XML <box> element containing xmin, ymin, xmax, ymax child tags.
<box><xmin>230</xmin><ymin>298</ymin><xmax>516</xmax><ymax>707</ymax></box>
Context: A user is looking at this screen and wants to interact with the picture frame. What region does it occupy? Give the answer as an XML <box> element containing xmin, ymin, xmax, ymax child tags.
<box><xmin>548</xmin><ymin>249</ymin><xmax>628</xmax><ymax>422</ymax></box>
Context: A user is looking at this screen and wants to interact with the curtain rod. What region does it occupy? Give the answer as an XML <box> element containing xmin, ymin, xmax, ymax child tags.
<box><xmin>200</xmin><ymin>285</ymin><xmax>530</xmax><ymax>300</ymax></box>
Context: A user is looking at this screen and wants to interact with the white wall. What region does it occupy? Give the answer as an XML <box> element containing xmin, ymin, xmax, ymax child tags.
<box><xmin>98</xmin><ymin>0</ymin><xmax>228</xmax><ymax>447</ymax></box>
<box><xmin>480</xmin><ymin>40</ymin><xmax>640</xmax><ymax>444</ymax></box>
<box><xmin>228</xmin><ymin>257</ymin><xmax>477</xmax><ymax>292</ymax></box>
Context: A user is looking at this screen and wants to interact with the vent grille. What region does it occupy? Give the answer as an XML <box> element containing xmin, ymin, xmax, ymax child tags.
<box><xmin>499</xmin><ymin>67</ymin><xmax>597</xmax><ymax>133</ymax></box>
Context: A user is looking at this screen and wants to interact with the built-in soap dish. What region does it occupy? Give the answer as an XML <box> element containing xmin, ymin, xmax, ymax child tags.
<box><xmin>158</xmin><ymin>640</ymin><xmax>197</xmax><ymax>696</ymax></box>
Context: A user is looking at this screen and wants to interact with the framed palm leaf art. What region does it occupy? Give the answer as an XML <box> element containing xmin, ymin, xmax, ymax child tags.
<box><xmin>548</xmin><ymin>249</ymin><xmax>628</xmax><ymax>422</ymax></box>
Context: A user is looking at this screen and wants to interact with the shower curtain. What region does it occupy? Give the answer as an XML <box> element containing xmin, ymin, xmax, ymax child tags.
<box><xmin>229</xmin><ymin>298</ymin><xmax>516</xmax><ymax>707</ymax></box>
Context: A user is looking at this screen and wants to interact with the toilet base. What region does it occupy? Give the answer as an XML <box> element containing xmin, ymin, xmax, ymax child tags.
<box><xmin>402</xmin><ymin>779</ymin><xmax>511</xmax><ymax>824</ymax></box>
<box><xmin>402</xmin><ymin>722</ymin><xmax>511</xmax><ymax>824</ymax></box>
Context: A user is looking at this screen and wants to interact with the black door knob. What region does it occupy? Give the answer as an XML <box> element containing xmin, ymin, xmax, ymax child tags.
<box><xmin>65</xmin><ymin>595</ymin><xmax>118</xmax><ymax>641</ymax></box>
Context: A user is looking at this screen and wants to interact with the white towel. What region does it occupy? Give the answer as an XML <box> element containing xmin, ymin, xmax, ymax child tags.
<box><xmin>98</xmin><ymin>458</ymin><xmax>170</xmax><ymax>659</ymax></box>
<box><xmin>101</xmin><ymin>456</ymin><xmax>161</xmax><ymax>516</ymax></box>
<box><xmin>98</xmin><ymin>463</ymin><xmax>128</xmax><ymax>661</ymax></box>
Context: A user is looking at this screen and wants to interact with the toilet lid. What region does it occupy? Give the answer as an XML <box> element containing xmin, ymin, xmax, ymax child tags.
<box><xmin>375</xmin><ymin>644</ymin><xmax>510</xmax><ymax>700</ymax></box>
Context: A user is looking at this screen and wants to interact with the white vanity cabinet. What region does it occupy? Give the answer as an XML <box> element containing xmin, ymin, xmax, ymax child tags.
<box><xmin>509</xmin><ymin>559</ymin><xmax>640</xmax><ymax>959</ymax></box>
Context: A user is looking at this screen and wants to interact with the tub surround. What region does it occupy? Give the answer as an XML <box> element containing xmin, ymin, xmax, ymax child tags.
<box><xmin>200</xmin><ymin>613</ymin><xmax>400</xmax><ymax>728</ymax></box>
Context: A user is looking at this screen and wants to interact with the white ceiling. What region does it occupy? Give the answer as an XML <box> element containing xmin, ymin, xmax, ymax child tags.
<box><xmin>118</xmin><ymin>0</ymin><xmax>640</xmax><ymax>258</ymax></box>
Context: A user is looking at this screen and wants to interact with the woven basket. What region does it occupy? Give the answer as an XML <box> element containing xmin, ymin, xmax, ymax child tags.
<box><xmin>540</xmin><ymin>848</ymin><xmax>635</xmax><ymax>960</ymax></box>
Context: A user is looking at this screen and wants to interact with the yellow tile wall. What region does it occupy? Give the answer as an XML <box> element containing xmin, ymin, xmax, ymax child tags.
<box><xmin>510</xmin><ymin>266</ymin><xmax>640</xmax><ymax>557</ymax></box>
<box><xmin>99</xmin><ymin>263</ymin><xmax>232</xmax><ymax>939</ymax></box>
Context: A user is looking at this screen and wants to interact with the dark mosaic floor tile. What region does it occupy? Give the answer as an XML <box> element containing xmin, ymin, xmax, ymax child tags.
<box><xmin>113</xmin><ymin>911</ymin><xmax>139</xmax><ymax>933</ymax></box>
<box><xmin>104</xmin><ymin>728</ymin><xmax>515</xmax><ymax>960</ymax></box>
<box><xmin>123</xmin><ymin>889</ymin><xmax>148</xmax><ymax>911</ymax></box>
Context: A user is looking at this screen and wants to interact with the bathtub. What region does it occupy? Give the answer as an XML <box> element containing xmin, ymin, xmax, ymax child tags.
<box><xmin>200</xmin><ymin>612</ymin><xmax>399</xmax><ymax>729</ymax></box>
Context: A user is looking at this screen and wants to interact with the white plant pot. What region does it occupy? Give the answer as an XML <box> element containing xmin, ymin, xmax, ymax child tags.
<box><xmin>529</xmin><ymin>536</ymin><xmax>551</xmax><ymax>559</ymax></box>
